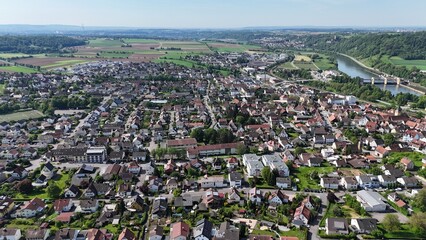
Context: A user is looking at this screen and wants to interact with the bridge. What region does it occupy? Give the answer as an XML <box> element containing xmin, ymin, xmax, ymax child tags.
<box><xmin>362</xmin><ymin>77</ymin><xmax>402</xmax><ymax>85</ymax></box>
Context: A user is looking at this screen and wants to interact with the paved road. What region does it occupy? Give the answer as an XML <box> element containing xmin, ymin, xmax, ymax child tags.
<box><xmin>204</xmin><ymin>80</ymin><xmax>216</xmax><ymax>128</ymax></box>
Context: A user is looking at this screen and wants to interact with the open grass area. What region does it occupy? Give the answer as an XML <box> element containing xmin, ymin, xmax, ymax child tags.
<box><xmin>295</xmin><ymin>55</ymin><xmax>312</xmax><ymax>62</ymax></box>
<box><xmin>293</xmin><ymin>62</ymin><xmax>318</xmax><ymax>70</ymax></box>
<box><xmin>0</xmin><ymin>84</ymin><xmax>5</xmax><ymax>95</ymax></box>
<box><xmin>379</xmin><ymin>224</ymin><xmax>424</xmax><ymax>239</ymax></box>
<box><xmin>389</xmin><ymin>56</ymin><xmax>426</xmax><ymax>70</ymax></box>
<box><xmin>279</xmin><ymin>61</ymin><xmax>297</xmax><ymax>70</ymax></box>
<box><xmin>206</xmin><ymin>42</ymin><xmax>261</xmax><ymax>53</ymax></box>
<box><xmin>88</xmin><ymin>38</ymin><xmax>124</xmax><ymax>47</ymax></box>
<box><xmin>313</xmin><ymin>58</ymin><xmax>337</xmax><ymax>70</ymax></box>
<box><xmin>280</xmin><ymin>229</ymin><xmax>308</xmax><ymax>240</ymax></box>
<box><xmin>98</xmin><ymin>52</ymin><xmax>133</xmax><ymax>58</ymax></box>
<box><xmin>293</xmin><ymin>166</ymin><xmax>335</xmax><ymax>190</ymax></box>
<box><xmin>123</xmin><ymin>38</ymin><xmax>160</xmax><ymax>44</ymax></box>
<box><xmin>14</xmin><ymin>172</ymin><xmax>70</xmax><ymax>200</ymax></box>
<box><xmin>153</xmin><ymin>58</ymin><xmax>199</xmax><ymax>68</ymax></box>
<box><xmin>0</xmin><ymin>110</ymin><xmax>44</xmax><ymax>122</ymax></box>
<box><xmin>0</xmin><ymin>65</ymin><xmax>39</xmax><ymax>73</ymax></box>
<box><xmin>0</xmin><ymin>53</ymin><xmax>32</xmax><ymax>58</ymax></box>
<box><xmin>384</xmin><ymin>151</ymin><xmax>425</xmax><ymax>170</ymax></box>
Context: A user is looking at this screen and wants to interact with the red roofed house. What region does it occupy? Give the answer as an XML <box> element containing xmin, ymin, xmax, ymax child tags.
<box><xmin>118</xmin><ymin>228</ymin><xmax>136</xmax><ymax>240</ymax></box>
<box><xmin>170</xmin><ymin>221</ymin><xmax>190</xmax><ymax>240</ymax></box>
<box><xmin>292</xmin><ymin>204</ymin><xmax>311</xmax><ymax>227</ymax></box>
<box><xmin>53</xmin><ymin>199</ymin><xmax>73</xmax><ymax>213</ymax></box>
<box><xmin>375</xmin><ymin>146</ymin><xmax>390</xmax><ymax>158</ymax></box>
<box><xmin>400</xmin><ymin>157</ymin><xmax>414</xmax><ymax>171</ymax></box>
<box><xmin>166</xmin><ymin>138</ymin><xmax>197</xmax><ymax>149</ymax></box>
<box><xmin>16</xmin><ymin>198</ymin><xmax>46</xmax><ymax>218</ymax></box>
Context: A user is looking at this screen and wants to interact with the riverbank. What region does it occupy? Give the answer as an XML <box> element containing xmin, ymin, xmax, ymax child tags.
<box><xmin>338</xmin><ymin>53</ymin><xmax>426</xmax><ymax>95</ymax></box>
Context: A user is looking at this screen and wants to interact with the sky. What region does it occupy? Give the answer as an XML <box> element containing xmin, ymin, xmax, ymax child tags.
<box><xmin>0</xmin><ymin>0</ymin><xmax>425</xmax><ymax>28</ymax></box>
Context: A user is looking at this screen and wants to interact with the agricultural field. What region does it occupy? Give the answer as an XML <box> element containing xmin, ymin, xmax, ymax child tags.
<box><xmin>294</xmin><ymin>55</ymin><xmax>312</xmax><ymax>62</ymax></box>
<box><xmin>14</xmin><ymin>57</ymin><xmax>93</xmax><ymax>69</ymax></box>
<box><xmin>0</xmin><ymin>53</ymin><xmax>32</xmax><ymax>58</ymax></box>
<box><xmin>0</xmin><ymin>65</ymin><xmax>39</xmax><ymax>73</ymax></box>
<box><xmin>0</xmin><ymin>110</ymin><xmax>44</xmax><ymax>122</ymax></box>
<box><xmin>206</xmin><ymin>42</ymin><xmax>261</xmax><ymax>53</ymax></box>
<box><xmin>389</xmin><ymin>56</ymin><xmax>426</xmax><ymax>70</ymax></box>
<box><xmin>293</xmin><ymin>62</ymin><xmax>318</xmax><ymax>70</ymax></box>
<box><xmin>278</xmin><ymin>61</ymin><xmax>297</xmax><ymax>70</ymax></box>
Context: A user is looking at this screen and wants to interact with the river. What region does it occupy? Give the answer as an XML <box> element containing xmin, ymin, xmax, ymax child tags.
<box><xmin>336</xmin><ymin>55</ymin><xmax>420</xmax><ymax>96</ymax></box>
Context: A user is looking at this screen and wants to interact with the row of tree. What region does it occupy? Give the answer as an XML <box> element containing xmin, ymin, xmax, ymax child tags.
<box><xmin>0</xmin><ymin>36</ymin><xmax>85</xmax><ymax>54</ymax></box>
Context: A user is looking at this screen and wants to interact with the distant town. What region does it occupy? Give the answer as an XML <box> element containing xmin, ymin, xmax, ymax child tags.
<box><xmin>0</xmin><ymin>29</ymin><xmax>425</xmax><ymax>240</ymax></box>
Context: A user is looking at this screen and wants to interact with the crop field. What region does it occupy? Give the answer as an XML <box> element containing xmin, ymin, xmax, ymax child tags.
<box><xmin>294</xmin><ymin>55</ymin><xmax>312</xmax><ymax>62</ymax></box>
<box><xmin>88</xmin><ymin>38</ymin><xmax>124</xmax><ymax>47</ymax></box>
<box><xmin>0</xmin><ymin>65</ymin><xmax>39</xmax><ymax>73</ymax></box>
<box><xmin>14</xmin><ymin>57</ymin><xmax>94</xmax><ymax>69</ymax></box>
<box><xmin>389</xmin><ymin>56</ymin><xmax>426</xmax><ymax>70</ymax></box>
<box><xmin>0</xmin><ymin>53</ymin><xmax>32</xmax><ymax>58</ymax></box>
<box><xmin>0</xmin><ymin>110</ymin><xmax>44</xmax><ymax>122</ymax></box>
<box><xmin>206</xmin><ymin>42</ymin><xmax>261</xmax><ymax>52</ymax></box>
<box><xmin>294</xmin><ymin>62</ymin><xmax>318</xmax><ymax>70</ymax></box>
<box><xmin>279</xmin><ymin>61</ymin><xmax>297</xmax><ymax>69</ymax></box>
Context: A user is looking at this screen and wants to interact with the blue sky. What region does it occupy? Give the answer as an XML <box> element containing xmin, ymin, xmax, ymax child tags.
<box><xmin>0</xmin><ymin>0</ymin><xmax>425</xmax><ymax>28</ymax></box>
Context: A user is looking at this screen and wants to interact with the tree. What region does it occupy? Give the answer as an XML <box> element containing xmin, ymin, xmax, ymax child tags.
<box><xmin>383</xmin><ymin>133</ymin><xmax>396</xmax><ymax>146</ymax></box>
<box><xmin>327</xmin><ymin>192</ymin><xmax>338</xmax><ymax>204</ymax></box>
<box><xmin>236</xmin><ymin>143</ymin><xmax>247</xmax><ymax>155</ymax></box>
<box><xmin>294</xmin><ymin>147</ymin><xmax>305</xmax><ymax>156</ymax></box>
<box><xmin>409</xmin><ymin>212</ymin><xmax>426</xmax><ymax>235</ymax></box>
<box><xmin>382</xmin><ymin>214</ymin><xmax>400</xmax><ymax>232</ymax></box>
<box><xmin>190</xmin><ymin>128</ymin><xmax>204</xmax><ymax>143</ymax></box>
<box><xmin>261</xmin><ymin>167</ymin><xmax>273</xmax><ymax>186</ymax></box>
<box><xmin>333</xmin><ymin>207</ymin><xmax>344</xmax><ymax>217</ymax></box>
<box><xmin>17</xmin><ymin>179</ymin><xmax>33</xmax><ymax>194</ymax></box>
<box><xmin>412</xmin><ymin>189</ymin><xmax>426</xmax><ymax>212</ymax></box>
<box><xmin>173</xmin><ymin>188</ymin><xmax>182</xmax><ymax>197</ymax></box>
<box><xmin>47</xmin><ymin>183</ymin><xmax>61</xmax><ymax>198</ymax></box>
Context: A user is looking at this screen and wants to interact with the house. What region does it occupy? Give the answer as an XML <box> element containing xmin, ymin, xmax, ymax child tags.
<box><xmin>149</xmin><ymin>226</ymin><xmax>164</xmax><ymax>240</ymax></box>
<box><xmin>41</xmin><ymin>162</ymin><xmax>56</xmax><ymax>179</ymax></box>
<box><xmin>276</xmin><ymin>177</ymin><xmax>291</xmax><ymax>189</ymax></box>
<box><xmin>170</xmin><ymin>221</ymin><xmax>190</xmax><ymax>240</ymax></box>
<box><xmin>132</xmin><ymin>151</ymin><xmax>147</xmax><ymax>161</ymax></box>
<box><xmin>193</xmin><ymin>218</ymin><xmax>213</xmax><ymax>240</ymax></box>
<box><xmin>341</xmin><ymin>177</ymin><xmax>358</xmax><ymax>190</ymax></box>
<box><xmin>25</xmin><ymin>229</ymin><xmax>50</xmax><ymax>240</ymax></box>
<box><xmin>356</xmin><ymin>175</ymin><xmax>379</xmax><ymax>189</ymax></box>
<box><xmin>125</xmin><ymin>195</ymin><xmax>146</xmax><ymax>212</ymax></box>
<box><xmin>247</xmin><ymin>187</ymin><xmax>262</xmax><ymax>204</ymax></box>
<box><xmin>16</xmin><ymin>198</ymin><xmax>46</xmax><ymax>218</ymax></box>
<box><xmin>375</xmin><ymin>146</ymin><xmax>390</xmax><ymax>158</ymax></box>
<box><xmin>53</xmin><ymin>199</ymin><xmax>73</xmax><ymax>213</ymax></box>
<box><xmin>350</xmin><ymin>218</ymin><xmax>378</xmax><ymax>234</ymax></box>
<box><xmin>127</xmin><ymin>161</ymin><xmax>141</xmax><ymax>174</ymax></box>
<box><xmin>268</xmin><ymin>190</ymin><xmax>289</xmax><ymax>205</ymax></box>
<box><xmin>356</xmin><ymin>190</ymin><xmax>387</xmax><ymax>212</ymax></box>
<box><xmin>400</xmin><ymin>157</ymin><xmax>414</xmax><ymax>171</ymax></box>
<box><xmin>118</xmin><ymin>228</ymin><xmax>136</xmax><ymax>240</ymax></box>
<box><xmin>397</xmin><ymin>176</ymin><xmax>419</xmax><ymax>188</ymax></box>
<box><xmin>64</xmin><ymin>185</ymin><xmax>80</xmax><ymax>198</ymax></box>
<box><xmin>152</xmin><ymin>197</ymin><xmax>167</xmax><ymax>219</ymax></box>
<box><xmin>202</xmin><ymin>189</ymin><xmax>224</xmax><ymax>209</ymax></box>
<box><xmin>167</xmin><ymin>138</ymin><xmax>197</xmax><ymax>149</ymax></box>
<box><xmin>228</xmin><ymin>172</ymin><xmax>242</xmax><ymax>188</ymax></box>
<box><xmin>292</xmin><ymin>204</ymin><xmax>311</xmax><ymax>227</ymax></box>
<box><xmin>261</xmin><ymin>154</ymin><xmax>289</xmax><ymax>177</ymax></box>
<box><xmin>325</xmin><ymin>218</ymin><xmax>349</xmax><ymax>235</ymax></box>
<box><xmin>320</xmin><ymin>177</ymin><xmax>340</xmax><ymax>190</ymax></box>
<box><xmin>11</xmin><ymin>166</ymin><xmax>28</xmax><ymax>180</ymax></box>
<box><xmin>226</xmin><ymin>157</ymin><xmax>239</xmax><ymax>170</ymax></box>
<box><xmin>199</xmin><ymin>176</ymin><xmax>227</xmax><ymax>189</ymax></box>
<box><xmin>0</xmin><ymin>229</ymin><xmax>21</xmax><ymax>240</ymax></box>
<box><xmin>0</xmin><ymin>196</ymin><xmax>15</xmax><ymax>218</ymax></box>
<box><xmin>245</xmin><ymin>160</ymin><xmax>264</xmax><ymax>177</ymax></box>
<box><xmin>227</xmin><ymin>188</ymin><xmax>241</xmax><ymax>203</ymax></box>
<box><xmin>86</xmin><ymin>146</ymin><xmax>107</xmax><ymax>163</ymax></box>
<box><xmin>54</xmin><ymin>228</ymin><xmax>80</xmax><ymax>240</ymax></box>
<box><xmin>377</xmin><ymin>175</ymin><xmax>397</xmax><ymax>187</ymax></box>
<box><xmin>166</xmin><ymin>179</ymin><xmax>179</xmax><ymax>192</ymax></box>
<box><xmin>79</xmin><ymin>200</ymin><xmax>99</xmax><ymax>213</ymax></box>
<box><xmin>213</xmin><ymin>221</ymin><xmax>240</xmax><ymax>240</ymax></box>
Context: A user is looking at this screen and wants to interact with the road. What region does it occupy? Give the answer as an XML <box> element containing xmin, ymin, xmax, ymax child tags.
<box><xmin>204</xmin><ymin>79</ymin><xmax>216</xmax><ymax>128</ymax></box>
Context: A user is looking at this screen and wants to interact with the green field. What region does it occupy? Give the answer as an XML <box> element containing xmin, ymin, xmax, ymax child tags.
<box><xmin>98</xmin><ymin>52</ymin><xmax>132</xmax><ymax>58</ymax></box>
<box><xmin>206</xmin><ymin>42</ymin><xmax>261</xmax><ymax>53</ymax></box>
<box><xmin>153</xmin><ymin>58</ymin><xmax>200</xmax><ymax>68</ymax></box>
<box><xmin>294</xmin><ymin>62</ymin><xmax>318</xmax><ymax>70</ymax></box>
<box><xmin>384</xmin><ymin>152</ymin><xmax>425</xmax><ymax>170</ymax></box>
<box><xmin>0</xmin><ymin>84</ymin><xmax>5</xmax><ymax>95</ymax></box>
<box><xmin>123</xmin><ymin>38</ymin><xmax>160</xmax><ymax>44</ymax></box>
<box><xmin>0</xmin><ymin>53</ymin><xmax>32</xmax><ymax>58</ymax></box>
<box><xmin>0</xmin><ymin>65</ymin><xmax>39</xmax><ymax>73</ymax></box>
<box><xmin>88</xmin><ymin>38</ymin><xmax>124</xmax><ymax>47</ymax></box>
<box><xmin>389</xmin><ymin>56</ymin><xmax>426</xmax><ymax>70</ymax></box>
<box><xmin>279</xmin><ymin>61</ymin><xmax>297</xmax><ymax>70</ymax></box>
<box><xmin>0</xmin><ymin>110</ymin><xmax>44</xmax><ymax>122</ymax></box>
<box><xmin>293</xmin><ymin>166</ymin><xmax>335</xmax><ymax>190</ymax></box>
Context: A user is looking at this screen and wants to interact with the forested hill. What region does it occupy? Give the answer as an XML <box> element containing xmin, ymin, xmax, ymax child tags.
<box><xmin>0</xmin><ymin>36</ymin><xmax>86</xmax><ymax>54</ymax></box>
<box><xmin>304</xmin><ymin>32</ymin><xmax>426</xmax><ymax>60</ymax></box>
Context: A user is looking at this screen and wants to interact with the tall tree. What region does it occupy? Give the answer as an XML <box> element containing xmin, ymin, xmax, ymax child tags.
<box><xmin>382</xmin><ymin>214</ymin><xmax>400</xmax><ymax>232</ymax></box>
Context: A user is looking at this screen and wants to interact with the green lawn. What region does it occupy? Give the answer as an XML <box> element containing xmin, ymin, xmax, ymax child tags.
<box><xmin>380</xmin><ymin>224</ymin><xmax>424</xmax><ymax>239</ymax></box>
<box><xmin>293</xmin><ymin>62</ymin><xmax>318</xmax><ymax>70</ymax></box>
<box><xmin>0</xmin><ymin>84</ymin><xmax>5</xmax><ymax>95</ymax></box>
<box><xmin>14</xmin><ymin>172</ymin><xmax>70</xmax><ymax>200</ymax></box>
<box><xmin>0</xmin><ymin>65</ymin><xmax>39</xmax><ymax>73</ymax></box>
<box><xmin>0</xmin><ymin>110</ymin><xmax>44</xmax><ymax>122</ymax></box>
<box><xmin>280</xmin><ymin>229</ymin><xmax>308</xmax><ymax>240</ymax></box>
<box><xmin>124</xmin><ymin>38</ymin><xmax>160</xmax><ymax>44</ymax></box>
<box><xmin>293</xmin><ymin>166</ymin><xmax>335</xmax><ymax>190</ymax></box>
<box><xmin>384</xmin><ymin>152</ymin><xmax>425</xmax><ymax>170</ymax></box>
<box><xmin>313</xmin><ymin>58</ymin><xmax>337</xmax><ymax>70</ymax></box>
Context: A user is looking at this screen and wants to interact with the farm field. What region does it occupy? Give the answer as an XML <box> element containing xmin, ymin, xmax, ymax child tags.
<box><xmin>388</xmin><ymin>56</ymin><xmax>426</xmax><ymax>70</ymax></box>
<box><xmin>294</xmin><ymin>54</ymin><xmax>312</xmax><ymax>62</ymax></box>
<box><xmin>206</xmin><ymin>42</ymin><xmax>261</xmax><ymax>52</ymax></box>
<box><xmin>0</xmin><ymin>53</ymin><xmax>32</xmax><ymax>58</ymax></box>
<box><xmin>0</xmin><ymin>110</ymin><xmax>44</xmax><ymax>122</ymax></box>
<box><xmin>0</xmin><ymin>65</ymin><xmax>39</xmax><ymax>73</ymax></box>
<box><xmin>278</xmin><ymin>61</ymin><xmax>297</xmax><ymax>69</ymax></box>
<box><xmin>14</xmin><ymin>57</ymin><xmax>93</xmax><ymax>69</ymax></box>
<box><xmin>293</xmin><ymin>62</ymin><xmax>318</xmax><ymax>70</ymax></box>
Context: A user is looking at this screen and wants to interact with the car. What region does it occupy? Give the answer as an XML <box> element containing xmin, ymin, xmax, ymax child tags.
<box><xmin>396</xmin><ymin>188</ymin><xmax>402</xmax><ymax>191</ymax></box>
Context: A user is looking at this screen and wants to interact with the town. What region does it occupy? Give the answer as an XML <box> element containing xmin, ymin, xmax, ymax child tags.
<box><xmin>0</xmin><ymin>39</ymin><xmax>425</xmax><ymax>240</ymax></box>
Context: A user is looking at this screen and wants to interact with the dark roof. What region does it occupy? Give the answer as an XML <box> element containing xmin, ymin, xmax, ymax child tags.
<box><xmin>229</xmin><ymin>172</ymin><xmax>242</xmax><ymax>181</ymax></box>
<box><xmin>354</xmin><ymin>218</ymin><xmax>378</xmax><ymax>232</ymax></box>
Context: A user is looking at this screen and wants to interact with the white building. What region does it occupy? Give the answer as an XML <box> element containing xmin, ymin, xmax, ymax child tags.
<box><xmin>356</xmin><ymin>190</ymin><xmax>387</xmax><ymax>212</ymax></box>
<box><xmin>261</xmin><ymin>154</ymin><xmax>289</xmax><ymax>177</ymax></box>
